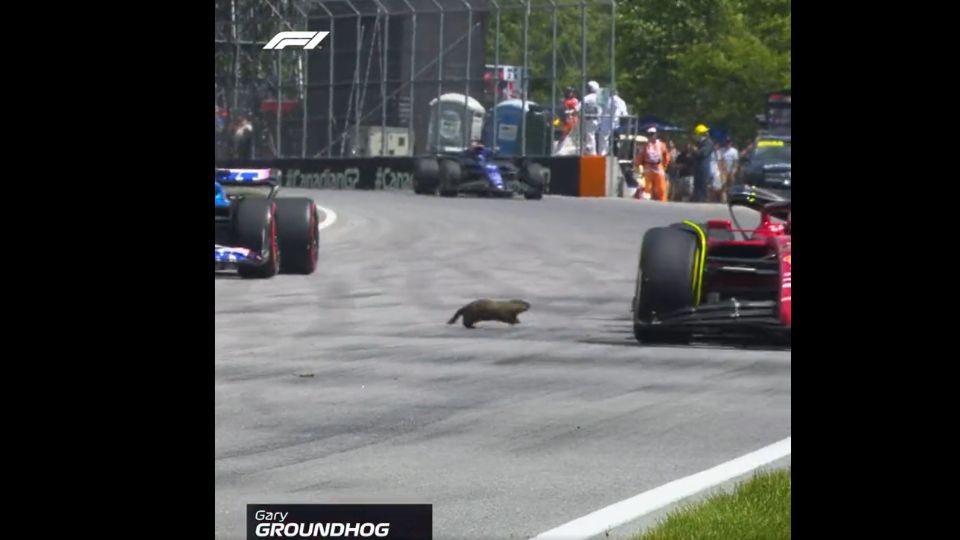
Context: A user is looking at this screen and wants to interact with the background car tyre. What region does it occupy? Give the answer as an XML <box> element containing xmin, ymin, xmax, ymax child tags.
<box><xmin>439</xmin><ymin>159</ymin><xmax>461</xmax><ymax>197</ymax></box>
<box><xmin>522</xmin><ymin>162</ymin><xmax>546</xmax><ymax>200</ymax></box>
<box><xmin>413</xmin><ymin>158</ymin><xmax>439</xmax><ymax>195</ymax></box>
<box><xmin>275</xmin><ymin>197</ymin><xmax>319</xmax><ymax>275</ymax></box>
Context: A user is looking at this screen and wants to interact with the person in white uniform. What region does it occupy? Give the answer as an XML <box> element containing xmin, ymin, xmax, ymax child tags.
<box><xmin>580</xmin><ymin>81</ymin><xmax>601</xmax><ymax>155</ymax></box>
<box><xmin>597</xmin><ymin>89</ymin><xmax>628</xmax><ymax>156</ymax></box>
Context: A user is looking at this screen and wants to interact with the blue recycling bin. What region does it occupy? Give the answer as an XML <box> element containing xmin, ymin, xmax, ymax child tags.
<box><xmin>491</xmin><ymin>100</ymin><xmax>524</xmax><ymax>156</ymax></box>
<box><xmin>482</xmin><ymin>99</ymin><xmax>550</xmax><ymax>157</ymax></box>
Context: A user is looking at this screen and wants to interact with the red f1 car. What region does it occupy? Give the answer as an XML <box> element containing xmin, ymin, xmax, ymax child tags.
<box><xmin>631</xmin><ymin>185</ymin><xmax>791</xmax><ymax>345</ymax></box>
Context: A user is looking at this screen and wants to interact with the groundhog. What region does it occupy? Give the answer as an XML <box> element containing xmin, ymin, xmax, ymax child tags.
<box><xmin>447</xmin><ymin>299</ymin><xmax>531</xmax><ymax>329</ymax></box>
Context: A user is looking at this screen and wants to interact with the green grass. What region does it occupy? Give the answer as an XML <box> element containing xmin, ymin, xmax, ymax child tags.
<box><xmin>633</xmin><ymin>468</ymin><xmax>791</xmax><ymax>540</ymax></box>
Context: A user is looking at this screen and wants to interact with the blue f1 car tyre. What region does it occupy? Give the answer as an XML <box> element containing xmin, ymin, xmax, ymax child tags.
<box><xmin>413</xmin><ymin>158</ymin><xmax>439</xmax><ymax>195</ymax></box>
<box><xmin>439</xmin><ymin>159</ymin><xmax>461</xmax><ymax>197</ymax></box>
<box><xmin>235</xmin><ymin>198</ymin><xmax>279</xmax><ymax>279</ymax></box>
<box><xmin>522</xmin><ymin>163</ymin><xmax>546</xmax><ymax>200</ymax></box>
<box><xmin>276</xmin><ymin>198</ymin><xmax>319</xmax><ymax>275</ymax></box>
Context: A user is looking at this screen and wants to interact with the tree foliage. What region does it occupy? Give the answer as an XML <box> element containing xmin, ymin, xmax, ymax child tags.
<box><xmin>617</xmin><ymin>0</ymin><xmax>790</xmax><ymax>140</ymax></box>
<box><xmin>215</xmin><ymin>0</ymin><xmax>305</xmax><ymax>111</ymax></box>
<box><xmin>484</xmin><ymin>2</ymin><xmax>615</xmax><ymax>105</ymax></box>
<box><xmin>482</xmin><ymin>0</ymin><xmax>789</xmax><ymax>139</ymax></box>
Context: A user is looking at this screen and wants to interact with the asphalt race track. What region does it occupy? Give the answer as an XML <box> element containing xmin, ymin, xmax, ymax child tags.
<box><xmin>215</xmin><ymin>190</ymin><xmax>791</xmax><ymax>539</ymax></box>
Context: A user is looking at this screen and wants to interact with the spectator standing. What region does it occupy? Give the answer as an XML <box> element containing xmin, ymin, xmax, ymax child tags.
<box><xmin>230</xmin><ymin>113</ymin><xmax>254</xmax><ymax>160</ymax></box>
<box><xmin>719</xmin><ymin>138</ymin><xmax>740</xmax><ymax>193</ymax></box>
<box><xmin>669</xmin><ymin>142</ymin><xmax>697</xmax><ymax>201</ymax></box>
<box><xmin>580</xmin><ymin>81</ymin><xmax>600</xmax><ymax>155</ymax></box>
<box><xmin>692</xmin><ymin>124</ymin><xmax>714</xmax><ymax>202</ymax></box>
<box><xmin>635</xmin><ymin>126</ymin><xmax>670</xmax><ymax>201</ymax></box>
<box><xmin>667</xmin><ymin>139</ymin><xmax>678</xmax><ymax>167</ymax></box>
<box><xmin>553</xmin><ymin>87</ymin><xmax>581</xmax><ymax>155</ymax></box>
<box><xmin>709</xmin><ymin>145</ymin><xmax>724</xmax><ymax>202</ymax></box>
<box><xmin>597</xmin><ymin>89</ymin><xmax>628</xmax><ymax>156</ymax></box>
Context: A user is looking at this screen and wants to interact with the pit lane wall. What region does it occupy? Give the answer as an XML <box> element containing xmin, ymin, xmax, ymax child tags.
<box><xmin>214</xmin><ymin>156</ymin><xmax>618</xmax><ymax>197</ymax></box>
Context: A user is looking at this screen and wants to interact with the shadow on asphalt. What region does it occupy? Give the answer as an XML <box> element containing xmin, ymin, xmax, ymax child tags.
<box><xmin>578</xmin><ymin>335</ymin><xmax>791</xmax><ymax>352</ymax></box>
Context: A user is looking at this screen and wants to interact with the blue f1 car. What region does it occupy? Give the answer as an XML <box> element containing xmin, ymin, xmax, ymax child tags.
<box><xmin>412</xmin><ymin>145</ymin><xmax>546</xmax><ymax>199</ymax></box>
<box><xmin>215</xmin><ymin>169</ymin><xmax>320</xmax><ymax>278</ymax></box>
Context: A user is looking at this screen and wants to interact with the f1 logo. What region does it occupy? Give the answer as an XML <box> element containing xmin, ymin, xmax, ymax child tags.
<box><xmin>263</xmin><ymin>31</ymin><xmax>330</xmax><ymax>50</ymax></box>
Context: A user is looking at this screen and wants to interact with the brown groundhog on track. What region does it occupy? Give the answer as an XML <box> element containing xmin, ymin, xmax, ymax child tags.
<box><xmin>447</xmin><ymin>299</ymin><xmax>531</xmax><ymax>329</ymax></box>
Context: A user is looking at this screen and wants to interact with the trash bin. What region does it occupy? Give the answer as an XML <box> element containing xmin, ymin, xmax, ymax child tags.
<box><xmin>481</xmin><ymin>99</ymin><xmax>552</xmax><ymax>157</ymax></box>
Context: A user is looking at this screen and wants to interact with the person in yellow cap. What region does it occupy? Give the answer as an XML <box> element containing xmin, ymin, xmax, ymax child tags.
<box><xmin>692</xmin><ymin>123</ymin><xmax>714</xmax><ymax>202</ymax></box>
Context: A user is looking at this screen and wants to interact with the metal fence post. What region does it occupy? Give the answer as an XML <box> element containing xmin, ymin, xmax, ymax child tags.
<box><xmin>462</xmin><ymin>0</ymin><xmax>474</xmax><ymax>149</ymax></box>
<box><xmin>430</xmin><ymin>0</ymin><xmax>444</xmax><ymax>155</ymax></box>
<box><xmin>521</xmin><ymin>0</ymin><xmax>529</xmax><ymax>157</ymax></box>
<box><xmin>492</xmin><ymin>0</ymin><xmax>500</xmax><ymax>154</ymax></box>
<box><xmin>580</xmin><ymin>0</ymin><xmax>586</xmax><ymax>157</ymax></box>
<box><xmin>231</xmin><ymin>0</ymin><xmax>240</xmax><ymax>114</ymax></box>
<box><xmin>276</xmin><ymin>51</ymin><xmax>282</xmax><ymax>157</ymax></box>
<box><xmin>312</xmin><ymin>1</ymin><xmax>335</xmax><ymax>158</ymax></box>
<box><xmin>301</xmin><ymin>50</ymin><xmax>307</xmax><ymax>158</ymax></box>
<box><xmin>550</xmin><ymin>0</ymin><xmax>557</xmax><ymax>154</ymax></box>
<box><xmin>372</xmin><ymin>0</ymin><xmax>389</xmax><ymax>156</ymax></box>
<box><xmin>350</xmin><ymin>1</ymin><xmax>362</xmax><ymax>156</ymax></box>
<box><xmin>401</xmin><ymin>0</ymin><xmax>417</xmax><ymax>157</ymax></box>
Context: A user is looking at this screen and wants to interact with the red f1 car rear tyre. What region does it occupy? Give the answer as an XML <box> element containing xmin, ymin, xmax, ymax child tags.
<box><xmin>234</xmin><ymin>198</ymin><xmax>279</xmax><ymax>279</ymax></box>
<box><xmin>633</xmin><ymin>226</ymin><xmax>700</xmax><ymax>344</ymax></box>
<box><xmin>275</xmin><ymin>197</ymin><xmax>319</xmax><ymax>275</ymax></box>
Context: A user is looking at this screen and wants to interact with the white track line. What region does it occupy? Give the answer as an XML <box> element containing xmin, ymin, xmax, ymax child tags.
<box><xmin>529</xmin><ymin>436</ymin><xmax>791</xmax><ymax>540</ymax></box>
<box><xmin>316</xmin><ymin>205</ymin><xmax>338</xmax><ymax>232</ymax></box>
